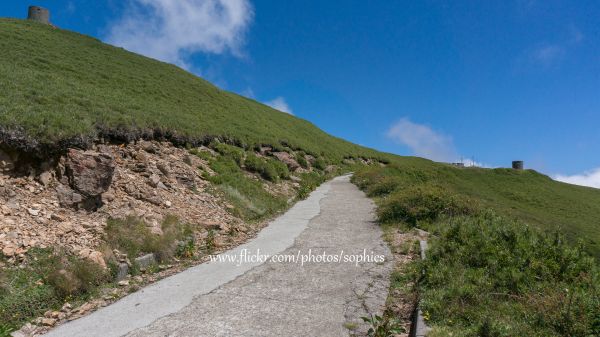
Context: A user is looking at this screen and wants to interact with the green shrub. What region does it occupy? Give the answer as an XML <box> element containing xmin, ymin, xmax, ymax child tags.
<box><xmin>296</xmin><ymin>153</ymin><xmax>309</xmax><ymax>169</ymax></box>
<box><xmin>205</xmin><ymin>230</ymin><xmax>216</xmax><ymax>254</ymax></box>
<box><xmin>35</xmin><ymin>249</ymin><xmax>109</xmax><ymax>298</ymax></box>
<box><xmin>211</xmin><ymin>142</ymin><xmax>244</xmax><ymax>166</ymax></box>
<box><xmin>0</xmin><ymin>248</ymin><xmax>109</xmax><ymax>329</ymax></box>
<box><xmin>105</xmin><ymin>216</ymin><xmax>157</xmax><ymax>259</ymax></box>
<box><xmin>105</xmin><ymin>215</ymin><xmax>193</xmax><ymax>263</ymax></box>
<box><xmin>377</xmin><ymin>185</ymin><xmax>477</xmax><ymax>226</ymax></box>
<box><xmin>189</xmin><ymin>148</ymin><xmax>213</xmax><ymax>161</ymax></box>
<box><xmin>244</xmin><ymin>153</ymin><xmax>279</xmax><ymax>182</ymax></box>
<box><xmin>297</xmin><ymin>172</ymin><xmax>326</xmax><ymax>199</ymax></box>
<box><xmin>365</xmin><ymin>176</ymin><xmax>402</xmax><ymax>197</ymax></box>
<box><xmin>268</xmin><ymin>158</ymin><xmax>290</xmax><ymax>179</ymax></box>
<box><xmin>314</xmin><ymin>157</ymin><xmax>328</xmax><ymax>170</ymax></box>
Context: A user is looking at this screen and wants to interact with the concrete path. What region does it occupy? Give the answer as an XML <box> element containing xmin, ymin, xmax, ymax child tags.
<box><xmin>44</xmin><ymin>175</ymin><xmax>392</xmax><ymax>337</ymax></box>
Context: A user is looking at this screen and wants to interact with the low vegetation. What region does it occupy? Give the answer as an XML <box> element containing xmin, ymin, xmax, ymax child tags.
<box><xmin>421</xmin><ymin>213</ymin><xmax>600</xmax><ymax>336</ymax></box>
<box><xmin>104</xmin><ymin>215</ymin><xmax>195</xmax><ymax>264</ymax></box>
<box><xmin>192</xmin><ymin>143</ymin><xmax>337</xmax><ymax>221</ymax></box>
<box><xmin>0</xmin><ymin>248</ymin><xmax>109</xmax><ymax>331</ymax></box>
<box><xmin>0</xmin><ymin>18</ymin><xmax>383</xmax><ymax>164</ymax></box>
<box><xmin>196</xmin><ymin>148</ymin><xmax>289</xmax><ymax>221</ymax></box>
<box><xmin>0</xmin><ymin>215</ymin><xmax>196</xmax><ymax>334</ymax></box>
<box><xmin>353</xmin><ymin>159</ymin><xmax>600</xmax><ymax>336</ymax></box>
<box><xmin>354</xmin><ymin>157</ymin><xmax>600</xmax><ymax>257</ymax></box>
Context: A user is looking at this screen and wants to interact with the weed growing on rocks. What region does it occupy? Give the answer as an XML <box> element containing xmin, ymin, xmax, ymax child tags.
<box><xmin>104</xmin><ymin>216</ymin><xmax>194</xmax><ymax>263</ymax></box>
<box><xmin>0</xmin><ymin>248</ymin><xmax>108</xmax><ymax>330</ymax></box>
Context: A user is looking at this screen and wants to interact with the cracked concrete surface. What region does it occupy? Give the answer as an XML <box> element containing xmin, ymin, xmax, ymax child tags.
<box><xmin>46</xmin><ymin>175</ymin><xmax>392</xmax><ymax>337</ymax></box>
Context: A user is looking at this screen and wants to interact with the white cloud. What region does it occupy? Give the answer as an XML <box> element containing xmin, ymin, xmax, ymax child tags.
<box><xmin>265</xmin><ymin>97</ymin><xmax>293</xmax><ymax>115</ymax></box>
<box><xmin>555</xmin><ymin>168</ymin><xmax>600</xmax><ymax>189</ymax></box>
<box><xmin>106</xmin><ymin>0</ymin><xmax>254</xmax><ymax>68</ymax></box>
<box><xmin>386</xmin><ymin>118</ymin><xmax>457</xmax><ymax>162</ymax></box>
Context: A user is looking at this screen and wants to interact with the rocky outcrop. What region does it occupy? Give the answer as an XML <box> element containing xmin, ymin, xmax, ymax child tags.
<box><xmin>0</xmin><ymin>141</ymin><xmax>238</xmax><ymax>264</ymax></box>
<box><xmin>272</xmin><ymin>152</ymin><xmax>300</xmax><ymax>171</ymax></box>
<box><xmin>64</xmin><ymin>149</ymin><xmax>115</xmax><ymax>197</ymax></box>
<box><xmin>53</xmin><ymin>149</ymin><xmax>115</xmax><ymax>210</ymax></box>
<box><xmin>0</xmin><ymin>147</ymin><xmax>16</xmax><ymax>173</ymax></box>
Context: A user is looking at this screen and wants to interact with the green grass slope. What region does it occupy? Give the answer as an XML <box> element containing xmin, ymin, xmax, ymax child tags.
<box><xmin>0</xmin><ymin>19</ymin><xmax>380</xmax><ymax>161</ymax></box>
<box><xmin>355</xmin><ymin>157</ymin><xmax>600</xmax><ymax>257</ymax></box>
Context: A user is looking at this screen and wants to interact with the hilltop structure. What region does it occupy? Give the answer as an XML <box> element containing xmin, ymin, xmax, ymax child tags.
<box><xmin>27</xmin><ymin>5</ymin><xmax>50</xmax><ymax>24</ymax></box>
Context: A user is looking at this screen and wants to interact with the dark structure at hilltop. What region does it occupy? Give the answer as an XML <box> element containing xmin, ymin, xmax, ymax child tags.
<box><xmin>512</xmin><ymin>160</ymin><xmax>524</xmax><ymax>170</ymax></box>
<box><xmin>27</xmin><ymin>5</ymin><xmax>50</xmax><ymax>24</ymax></box>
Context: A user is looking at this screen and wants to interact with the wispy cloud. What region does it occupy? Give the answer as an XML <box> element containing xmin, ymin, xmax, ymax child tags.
<box><xmin>106</xmin><ymin>0</ymin><xmax>254</xmax><ymax>69</ymax></box>
<box><xmin>239</xmin><ymin>87</ymin><xmax>255</xmax><ymax>99</ymax></box>
<box><xmin>265</xmin><ymin>97</ymin><xmax>293</xmax><ymax>115</ymax></box>
<box><xmin>555</xmin><ymin>168</ymin><xmax>600</xmax><ymax>189</ymax></box>
<box><xmin>531</xmin><ymin>44</ymin><xmax>565</xmax><ymax>66</ymax></box>
<box><xmin>523</xmin><ymin>25</ymin><xmax>584</xmax><ymax>68</ymax></box>
<box><xmin>386</xmin><ymin>118</ymin><xmax>457</xmax><ymax>162</ymax></box>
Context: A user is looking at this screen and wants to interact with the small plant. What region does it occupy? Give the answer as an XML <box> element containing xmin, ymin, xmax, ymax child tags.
<box><xmin>205</xmin><ymin>230</ymin><xmax>216</xmax><ymax>254</ymax></box>
<box><xmin>211</xmin><ymin>142</ymin><xmax>244</xmax><ymax>166</ymax></box>
<box><xmin>0</xmin><ymin>248</ymin><xmax>111</xmax><ymax>328</ymax></box>
<box><xmin>244</xmin><ymin>153</ymin><xmax>280</xmax><ymax>182</ymax></box>
<box><xmin>189</xmin><ymin>148</ymin><xmax>213</xmax><ymax>161</ymax></box>
<box><xmin>361</xmin><ymin>314</ymin><xmax>404</xmax><ymax>337</ymax></box>
<box><xmin>296</xmin><ymin>153</ymin><xmax>309</xmax><ymax>169</ymax></box>
<box><xmin>314</xmin><ymin>157</ymin><xmax>328</xmax><ymax>171</ymax></box>
<box><xmin>105</xmin><ymin>215</ymin><xmax>195</xmax><ymax>263</ymax></box>
<box><xmin>343</xmin><ymin>321</ymin><xmax>359</xmax><ymax>330</ymax></box>
<box><xmin>176</xmin><ymin>237</ymin><xmax>196</xmax><ymax>258</ymax></box>
<box><xmin>268</xmin><ymin>157</ymin><xmax>290</xmax><ymax>180</ymax></box>
<box><xmin>0</xmin><ymin>324</ymin><xmax>13</xmax><ymax>337</ymax></box>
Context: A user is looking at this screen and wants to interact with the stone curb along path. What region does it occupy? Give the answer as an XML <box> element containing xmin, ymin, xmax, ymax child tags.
<box><xmin>43</xmin><ymin>175</ymin><xmax>392</xmax><ymax>337</ymax></box>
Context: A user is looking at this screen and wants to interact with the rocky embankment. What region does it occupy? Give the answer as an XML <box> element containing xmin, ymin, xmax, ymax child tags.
<box><xmin>0</xmin><ymin>141</ymin><xmax>244</xmax><ymax>266</ymax></box>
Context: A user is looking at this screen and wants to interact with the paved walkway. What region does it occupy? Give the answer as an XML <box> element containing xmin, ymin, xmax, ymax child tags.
<box><xmin>44</xmin><ymin>175</ymin><xmax>391</xmax><ymax>337</ymax></box>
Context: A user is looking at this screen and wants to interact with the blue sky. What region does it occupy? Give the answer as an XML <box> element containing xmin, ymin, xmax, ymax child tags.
<box><xmin>3</xmin><ymin>1</ymin><xmax>600</xmax><ymax>186</ymax></box>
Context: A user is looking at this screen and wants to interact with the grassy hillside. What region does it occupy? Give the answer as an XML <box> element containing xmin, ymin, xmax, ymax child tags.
<box><xmin>353</xmin><ymin>159</ymin><xmax>600</xmax><ymax>335</ymax></box>
<box><xmin>355</xmin><ymin>156</ymin><xmax>600</xmax><ymax>257</ymax></box>
<box><xmin>0</xmin><ymin>19</ymin><xmax>380</xmax><ymax>161</ymax></box>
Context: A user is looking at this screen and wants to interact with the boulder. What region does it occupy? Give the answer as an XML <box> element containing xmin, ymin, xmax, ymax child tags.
<box><xmin>38</xmin><ymin>171</ymin><xmax>53</xmax><ymax>186</ymax></box>
<box><xmin>65</xmin><ymin>149</ymin><xmax>115</xmax><ymax>197</ymax></box>
<box><xmin>134</xmin><ymin>253</ymin><xmax>156</xmax><ymax>269</ymax></box>
<box><xmin>116</xmin><ymin>263</ymin><xmax>129</xmax><ymax>281</ymax></box>
<box><xmin>56</xmin><ymin>184</ymin><xmax>83</xmax><ymax>208</ymax></box>
<box><xmin>148</xmin><ymin>174</ymin><xmax>160</xmax><ymax>188</ymax></box>
<box><xmin>87</xmin><ymin>251</ymin><xmax>107</xmax><ymax>270</ymax></box>
<box><xmin>325</xmin><ymin>165</ymin><xmax>337</xmax><ymax>173</ymax></box>
<box><xmin>272</xmin><ymin>152</ymin><xmax>300</xmax><ymax>171</ymax></box>
<box><xmin>156</xmin><ymin>162</ymin><xmax>170</xmax><ymax>177</ymax></box>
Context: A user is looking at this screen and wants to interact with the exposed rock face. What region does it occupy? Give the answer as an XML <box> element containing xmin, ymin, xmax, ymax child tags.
<box><xmin>0</xmin><ymin>141</ymin><xmax>239</xmax><ymax>263</ymax></box>
<box><xmin>272</xmin><ymin>152</ymin><xmax>300</xmax><ymax>171</ymax></box>
<box><xmin>56</xmin><ymin>184</ymin><xmax>83</xmax><ymax>208</ymax></box>
<box><xmin>0</xmin><ymin>148</ymin><xmax>15</xmax><ymax>173</ymax></box>
<box><xmin>65</xmin><ymin>149</ymin><xmax>115</xmax><ymax>197</ymax></box>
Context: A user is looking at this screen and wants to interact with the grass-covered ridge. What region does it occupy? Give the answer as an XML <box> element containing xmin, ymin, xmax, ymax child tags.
<box><xmin>355</xmin><ymin>157</ymin><xmax>600</xmax><ymax>257</ymax></box>
<box><xmin>0</xmin><ymin>19</ymin><xmax>381</xmax><ymax>161</ymax></box>
<box><xmin>353</xmin><ymin>159</ymin><xmax>600</xmax><ymax>335</ymax></box>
